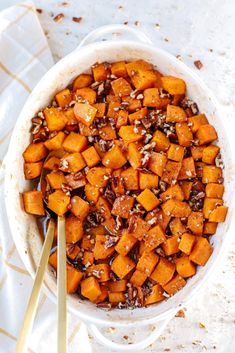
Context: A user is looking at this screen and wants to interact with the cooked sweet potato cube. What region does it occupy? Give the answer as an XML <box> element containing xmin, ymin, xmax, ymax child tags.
<box><xmin>122</xmin><ymin>96</ymin><xmax>142</xmax><ymax>112</ymax></box>
<box><xmin>102</xmin><ymin>217</ymin><xmax>119</xmax><ymax>235</ymax></box>
<box><xmin>118</xmin><ymin>125</ymin><xmax>143</xmax><ymax>143</ymax></box>
<box><xmin>145</xmin><ymin>210</ymin><xmax>170</xmax><ymax>233</ymax></box>
<box><xmin>108</xmin><ymin>279</ymin><xmax>127</xmax><ymax>292</ymax></box>
<box><xmin>109</xmin><ymin>292</ymin><xmax>126</xmax><ymax>303</ymax></box>
<box><xmin>111</xmin><ymin>77</ymin><xmax>132</xmax><ymax>97</ymax></box>
<box><xmin>66</xmin><ymin>215</ymin><xmax>83</xmax><ymax>243</ymax></box>
<box><xmin>130</xmin><ymin>270</ymin><xmax>147</xmax><ymax>287</ymax></box>
<box><xmin>161</xmin><ymin>76</ymin><xmax>186</xmax><ymax>95</ymax></box>
<box><xmin>152</xmin><ymin>130</ymin><xmax>170</xmax><ymax>152</ymax></box>
<box><xmin>107</xmin><ymin>101</ymin><xmax>121</xmax><ymax>119</ymax></box>
<box><xmin>163</xmin><ymin>274</ymin><xmax>186</xmax><ymax>295</ymax></box>
<box><xmin>167</xmin><ymin>143</ymin><xmax>184</xmax><ymax>162</ymax></box>
<box><xmin>89</xmin><ymin>225</ymin><xmax>106</xmax><ymax>236</ymax></box>
<box><xmin>92</xmin><ymin>62</ymin><xmax>110</xmax><ymax>81</ymax></box>
<box><xmin>64</xmin><ymin>107</ymin><xmax>78</xmax><ymax>126</ymax></box>
<box><xmin>46</xmin><ymin>171</ymin><xmax>66</xmax><ymax>189</ymax></box>
<box><xmin>92</xmin><ymin>103</ymin><xmax>106</xmax><ymax>118</ymax></box>
<box><xmin>67</xmin><ymin>264</ymin><xmax>83</xmax><ymax>293</ymax></box>
<box><xmin>111</xmin><ymin>195</ymin><xmax>134</xmax><ymax>218</ymax></box>
<box><xmin>196</xmin><ymin>124</ymin><xmax>218</xmax><ymax>145</ymax></box>
<box><xmin>187</xmin><ymin>211</ymin><xmax>203</xmax><ymax>235</ymax></box>
<box><xmin>75</xmin><ymin>87</ymin><xmax>96</xmax><ymax>104</ymax></box>
<box><xmin>93</xmin><ymin>234</ymin><xmax>115</xmax><ymax>260</ymax></box>
<box><xmin>128</xmin><ymin>107</ymin><xmax>148</xmax><ymax>124</ymax></box>
<box><xmin>204</xmin><ymin>222</ymin><xmax>217</xmax><ymax>235</ymax></box>
<box><xmin>48</xmin><ymin>190</ymin><xmax>70</xmax><ymax>216</ymax></box>
<box><xmin>150</xmin><ymin>258</ymin><xmax>175</xmax><ymax>286</ymax></box>
<box><xmin>179</xmin><ymin>233</ymin><xmax>195</xmax><ymax>254</ymax></box>
<box><xmin>169</xmin><ymin>218</ymin><xmax>186</xmax><ymax>236</ymax></box>
<box><xmin>49</xmin><ymin>250</ymin><xmax>57</xmax><ymax>269</ymax></box>
<box><xmin>111</xmin><ymin>170</ymin><xmax>125</xmax><ymax>196</ymax></box>
<box><xmin>99</xmin><ymin>125</ymin><xmax>117</xmax><ymax>141</ymax></box>
<box><xmin>102</xmin><ymin>145</ymin><xmax>127</xmax><ymax>169</ymax></box>
<box><xmin>24</xmin><ymin>162</ymin><xmax>43</xmax><ymax>180</ymax></box>
<box><xmin>189</xmin><ymin>237</ymin><xmax>213</xmax><ymax>266</ymax></box>
<box><xmin>128</xmin><ymin>215</ymin><xmax>151</xmax><ymax>240</ymax></box>
<box><xmin>205</xmin><ymin>183</ymin><xmax>224</xmax><ymax>198</ymax></box>
<box><xmin>176</xmin><ymin>123</ymin><xmax>193</xmax><ymax>147</ymax></box>
<box><xmin>166</xmin><ymin>105</ymin><xmax>187</xmax><ymax>123</ymax></box>
<box><xmin>44</xmin><ymin>107</ymin><xmax>68</xmax><ymax>131</ymax></box>
<box><xmin>55</xmin><ymin>88</ymin><xmax>72</xmax><ymax>108</ymax></box>
<box><xmin>137</xmin><ymin>251</ymin><xmax>159</xmax><ymax>276</ymax></box>
<box><xmin>144</xmin><ymin>224</ymin><xmax>166</xmax><ymax>251</ymax></box>
<box><xmin>73</xmin><ymin>73</ymin><xmax>93</xmax><ymax>90</ymax></box>
<box><xmin>86</xmin><ymin>264</ymin><xmax>110</xmax><ymax>282</ymax></box>
<box><xmin>44</xmin><ymin>132</ymin><xmax>66</xmax><ymax>151</ymax></box>
<box><xmin>96</xmin><ymin>196</ymin><xmax>112</xmax><ymax>220</ymax></box>
<box><xmin>179</xmin><ymin>181</ymin><xmax>193</xmax><ymax>200</ymax></box>
<box><xmin>74</xmin><ymin>102</ymin><xmax>97</xmax><ymax>127</ymax></box>
<box><xmin>95</xmin><ymin>286</ymin><xmax>109</xmax><ymax>304</ymax></box>
<box><xmin>62</xmin><ymin>132</ymin><xmax>88</xmax><ymax>153</ymax></box>
<box><xmin>121</xmin><ymin>167</ymin><xmax>139</xmax><ymax>190</ymax></box>
<box><xmin>79</xmin><ymin>122</ymin><xmax>98</xmax><ymax>136</ymax></box>
<box><xmin>188</xmin><ymin>114</ymin><xmax>208</xmax><ymax>133</ymax></box>
<box><xmin>178</xmin><ymin>157</ymin><xmax>196</xmax><ymax>180</ymax></box>
<box><xmin>195</xmin><ymin>162</ymin><xmax>205</xmax><ymax>178</ymax></box>
<box><xmin>111</xmin><ymin>254</ymin><xmax>135</xmax><ymax>279</ymax></box>
<box><xmin>116</xmin><ymin>110</ymin><xmax>128</xmax><ymax>128</ymax></box>
<box><xmin>191</xmin><ymin>146</ymin><xmax>204</xmax><ymax>161</ymax></box>
<box><xmin>202</xmin><ymin>165</ymin><xmax>223</xmax><ymax>184</ymax></box>
<box><xmin>162</xmin><ymin>235</ymin><xmax>180</xmax><ymax>256</ymax></box>
<box><xmin>162</xmin><ymin>199</ymin><xmax>192</xmax><ymax>218</ymax></box>
<box><xmin>161</xmin><ymin>161</ymin><xmax>182</xmax><ymax>184</ymax></box>
<box><xmin>149</xmin><ymin>152</ymin><xmax>168</xmax><ymax>177</ymax></box>
<box><xmin>127</xmin><ymin>142</ymin><xmax>142</xmax><ymax>169</ymax></box>
<box><xmin>59</xmin><ymin>153</ymin><xmax>86</xmax><ymax>173</ymax></box>
<box><xmin>115</xmin><ymin>229</ymin><xmax>138</xmax><ymax>255</ymax></box>
<box><xmin>85</xmin><ymin>183</ymin><xmax>100</xmax><ymax>203</ymax></box>
<box><xmin>23</xmin><ymin>142</ymin><xmax>48</xmax><ymax>162</ymax></box>
<box><xmin>111</xmin><ymin>61</ymin><xmax>128</xmax><ymax>77</ymax></box>
<box><xmin>82</xmin><ymin>251</ymin><xmax>95</xmax><ymax>266</ymax></box>
<box><xmin>86</xmin><ymin>167</ymin><xmax>111</xmax><ymax>188</ymax></box>
<box><xmin>81</xmin><ymin>277</ymin><xmax>101</xmax><ymax>302</ymax></box>
<box><xmin>137</xmin><ymin>189</ymin><xmax>160</xmax><ymax>211</ymax></box>
<box><xmin>44</xmin><ymin>156</ymin><xmax>60</xmax><ymax>170</ymax></box>
<box><xmin>203</xmin><ymin>197</ymin><xmax>223</xmax><ymax>219</ymax></box>
<box><xmin>160</xmin><ymin>184</ymin><xmax>184</xmax><ymax>202</ymax></box>
<box><xmin>130</xmin><ymin>70</ymin><xmax>158</xmax><ymax>90</ymax></box>
<box><xmin>126</xmin><ymin>60</ymin><xmax>153</xmax><ymax>75</ymax></box>
<box><xmin>202</xmin><ymin>145</ymin><xmax>220</xmax><ymax>164</ymax></box>
<box><xmin>143</xmin><ymin>88</ymin><xmax>170</xmax><ymax>109</ymax></box>
<box><xmin>67</xmin><ymin>244</ymin><xmax>80</xmax><ymax>261</ymax></box>
<box><xmin>139</xmin><ymin>172</ymin><xmax>158</xmax><ymax>190</ymax></box>
<box><xmin>22</xmin><ymin>190</ymin><xmax>45</xmax><ymax>216</ymax></box>
<box><xmin>64</xmin><ymin>173</ymin><xmax>86</xmax><ymax>190</ymax></box>
<box><xmin>145</xmin><ymin>284</ymin><xmax>164</xmax><ymax>305</ymax></box>
<box><xmin>209</xmin><ymin>206</ymin><xmax>228</xmax><ymax>222</ymax></box>
<box><xmin>82</xmin><ymin>146</ymin><xmax>101</xmax><ymax>167</ymax></box>
<box><xmin>71</xmin><ymin>195</ymin><xmax>89</xmax><ymax>220</ymax></box>
<box><xmin>81</xmin><ymin>234</ymin><xmax>95</xmax><ymax>251</ymax></box>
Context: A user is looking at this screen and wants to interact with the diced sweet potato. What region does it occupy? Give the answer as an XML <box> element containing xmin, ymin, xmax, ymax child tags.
<box><xmin>94</xmin><ymin>234</ymin><xmax>115</xmax><ymax>260</ymax></box>
<box><xmin>66</xmin><ymin>244</ymin><xmax>80</xmax><ymax>260</ymax></box>
<box><xmin>178</xmin><ymin>157</ymin><xmax>196</xmax><ymax>180</ymax></box>
<box><xmin>176</xmin><ymin>123</ymin><xmax>193</xmax><ymax>147</ymax></box>
<box><xmin>116</xmin><ymin>110</ymin><xmax>128</xmax><ymax>128</ymax></box>
<box><xmin>188</xmin><ymin>114</ymin><xmax>208</xmax><ymax>133</ymax></box>
<box><xmin>203</xmin><ymin>197</ymin><xmax>223</xmax><ymax>219</ymax></box>
<box><xmin>109</xmin><ymin>292</ymin><xmax>126</xmax><ymax>303</ymax></box>
<box><xmin>128</xmin><ymin>66</ymin><xmax>158</xmax><ymax>90</ymax></box>
<box><xmin>67</xmin><ymin>264</ymin><xmax>83</xmax><ymax>293</ymax></box>
<box><xmin>44</xmin><ymin>107</ymin><xmax>68</xmax><ymax>131</ymax></box>
<box><xmin>86</xmin><ymin>167</ymin><xmax>112</xmax><ymax>188</ymax></box>
<box><xmin>73</xmin><ymin>73</ymin><xmax>93</xmax><ymax>90</ymax></box>
<box><xmin>209</xmin><ymin>206</ymin><xmax>228</xmax><ymax>222</ymax></box>
<box><xmin>108</xmin><ymin>279</ymin><xmax>127</xmax><ymax>292</ymax></box>
<box><xmin>150</xmin><ymin>257</ymin><xmax>175</xmax><ymax>286</ymax></box>
<box><xmin>166</xmin><ymin>105</ymin><xmax>187</xmax><ymax>123</ymax></box>
<box><xmin>175</xmin><ymin>256</ymin><xmax>196</xmax><ymax>278</ymax></box>
<box><xmin>49</xmin><ymin>250</ymin><xmax>57</xmax><ymax>269</ymax></box>
<box><xmin>46</xmin><ymin>171</ymin><xmax>66</xmax><ymax>189</ymax></box>
<box><xmin>62</xmin><ymin>132</ymin><xmax>87</xmax><ymax>153</ymax></box>
<box><xmin>205</xmin><ymin>183</ymin><xmax>224</xmax><ymax>198</ymax></box>
<box><xmin>149</xmin><ymin>152</ymin><xmax>168</xmax><ymax>177</ymax></box>
<box><xmin>82</xmin><ymin>146</ymin><xmax>101</xmax><ymax>167</ymax></box>
<box><xmin>71</xmin><ymin>195</ymin><xmax>89</xmax><ymax>220</ymax></box>
<box><xmin>48</xmin><ymin>190</ymin><xmax>70</xmax><ymax>216</ymax></box>
<box><xmin>79</xmin><ymin>122</ymin><xmax>98</xmax><ymax>136</ymax></box>
<box><xmin>179</xmin><ymin>181</ymin><xmax>193</xmax><ymax>200</ymax></box>
<box><xmin>75</xmin><ymin>87</ymin><xmax>96</xmax><ymax>104</ymax></box>
<box><xmin>143</xmin><ymin>88</ymin><xmax>170</xmax><ymax>109</ymax></box>
<box><xmin>202</xmin><ymin>145</ymin><xmax>220</xmax><ymax>164</ymax></box>
<box><xmin>24</xmin><ymin>162</ymin><xmax>43</xmax><ymax>180</ymax></box>
<box><xmin>74</xmin><ymin>102</ymin><xmax>97</xmax><ymax>127</ymax></box>
<box><xmin>111</xmin><ymin>254</ymin><xmax>135</xmax><ymax>279</ymax></box>
<box><xmin>44</xmin><ymin>156</ymin><xmax>60</xmax><ymax>170</ymax></box>
<box><xmin>112</xmin><ymin>195</ymin><xmax>135</xmax><ymax>218</ymax></box>
<box><xmin>162</xmin><ymin>235</ymin><xmax>180</xmax><ymax>255</ymax></box>
<box><xmin>107</xmin><ymin>101</ymin><xmax>121</xmax><ymax>119</ymax></box>
<box><xmin>128</xmin><ymin>215</ymin><xmax>151</xmax><ymax>241</ymax></box>
<box><xmin>96</xmin><ymin>196</ymin><xmax>112</xmax><ymax>220</ymax></box>
<box><xmin>160</xmin><ymin>184</ymin><xmax>184</xmax><ymax>202</ymax></box>
<box><xmin>167</xmin><ymin>143</ymin><xmax>185</xmax><ymax>162</ymax></box>
<box><xmin>55</xmin><ymin>88</ymin><xmax>72</xmax><ymax>108</ymax></box>
<box><xmin>178</xmin><ymin>233</ymin><xmax>195</xmax><ymax>255</ymax></box>
<box><xmin>111</xmin><ymin>61</ymin><xmax>128</xmax><ymax>77</ymax></box>
<box><xmin>139</xmin><ymin>172</ymin><xmax>159</xmax><ymax>190</ymax></box>
<box><xmin>64</xmin><ymin>173</ymin><xmax>86</xmax><ymax>190</ymax></box>
<box><xmin>23</xmin><ymin>142</ymin><xmax>48</xmax><ymax>162</ymax></box>
<box><xmin>111</xmin><ymin>170</ymin><xmax>125</xmax><ymax>196</ymax></box>
<box><xmin>136</xmin><ymin>251</ymin><xmax>159</xmax><ymax>276</ymax></box>
<box><xmin>137</xmin><ymin>188</ymin><xmax>160</xmax><ymax>211</ymax></box>
<box><xmin>95</xmin><ymin>286</ymin><xmax>109</xmax><ymax>303</ymax></box>
<box><xmin>59</xmin><ymin>153</ymin><xmax>86</xmax><ymax>173</ymax></box>
<box><xmin>115</xmin><ymin>229</ymin><xmax>138</xmax><ymax>255</ymax></box>
<box><xmin>144</xmin><ymin>224</ymin><xmax>166</xmax><ymax>251</ymax></box>
<box><xmin>92</xmin><ymin>103</ymin><xmax>106</xmax><ymax>118</ymax></box>
<box><xmin>130</xmin><ymin>270</ymin><xmax>147</xmax><ymax>287</ymax></box>
<box><xmin>66</xmin><ymin>215</ymin><xmax>83</xmax><ymax>243</ymax></box>
<box><xmin>86</xmin><ymin>264</ymin><xmax>110</xmax><ymax>282</ymax></box>
<box><xmin>161</xmin><ymin>76</ymin><xmax>186</xmax><ymax>95</ymax></box>
<box><xmin>122</xmin><ymin>96</ymin><xmax>142</xmax><ymax>112</ymax></box>
<box><xmin>64</xmin><ymin>108</ymin><xmax>78</xmax><ymax>126</ymax></box>
<box><xmin>111</xmin><ymin>77</ymin><xmax>132</xmax><ymax>97</ymax></box>
<box><xmin>81</xmin><ymin>234</ymin><xmax>95</xmax><ymax>251</ymax></box>
<box><xmin>118</xmin><ymin>125</ymin><xmax>143</xmax><ymax>143</ymax></box>
<box><xmin>169</xmin><ymin>218</ymin><xmax>186</xmax><ymax>236</ymax></box>
<box><xmin>128</xmin><ymin>107</ymin><xmax>148</xmax><ymax>124</ymax></box>
<box><xmin>162</xmin><ymin>199</ymin><xmax>192</xmax><ymax>217</ymax></box>
<box><xmin>99</xmin><ymin>125</ymin><xmax>117</xmax><ymax>141</ymax></box>
<box><xmin>196</xmin><ymin>124</ymin><xmax>218</xmax><ymax>145</ymax></box>
<box><xmin>187</xmin><ymin>211</ymin><xmax>203</xmax><ymax>235</ymax></box>
<box><xmin>202</xmin><ymin>165</ymin><xmax>223</xmax><ymax>184</ymax></box>
<box><xmin>44</xmin><ymin>131</ymin><xmax>66</xmax><ymax>151</ymax></box>
<box><xmin>82</xmin><ymin>251</ymin><xmax>94</xmax><ymax>266</ymax></box>
<box><xmin>163</xmin><ymin>274</ymin><xmax>186</xmax><ymax>295</ymax></box>
<box><xmin>126</xmin><ymin>59</ymin><xmax>153</xmax><ymax>76</ymax></box>
<box><xmin>102</xmin><ymin>145</ymin><xmax>127</xmax><ymax>169</ymax></box>
<box><xmin>121</xmin><ymin>167</ymin><xmax>139</xmax><ymax>190</ymax></box>
<box><xmin>22</xmin><ymin>190</ymin><xmax>45</xmax><ymax>216</ymax></box>
<box><xmin>81</xmin><ymin>276</ymin><xmax>101</xmax><ymax>302</ymax></box>
<box><xmin>127</xmin><ymin>142</ymin><xmax>142</xmax><ymax>169</ymax></box>
<box><xmin>145</xmin><ymin>284</ymin><xmax>164</xmax><ymax>305</ymax></box>
<box><xmin>92</xmin><ymin>62</ymin><xmax>110</xmax><ymax>81</ymax></box>
<box><xmin>152</xmin><ymin>130</ymin><xmax>170</xmax><ymax>152</ymax></box>
<box><xmin>161</xmin><ymin>161</ymin><xmax>182</xmax><ymax>184</ymax></box>
<box><xmin>195</xmin><ymin>162</ymin><xmax>205</xmax><ymax>178</ymax></box>
<box><xmin>85</xmin><ymin>183</ymin><xmax>100</xmax><ymax>203</ymax></box>
<box><xmin>189</xmin><ymin>237</ymin><xmax>213</xmax><ymax>266</ymax></box>
<box><xmin>204</xmin><ymin>222</ymin><xmax>217</xmax><ymax>235</ymax></box>
<box><xmin>191</xmin><ymin>146</ymin><xmax>204</xmax><ymax>160</ymax></box>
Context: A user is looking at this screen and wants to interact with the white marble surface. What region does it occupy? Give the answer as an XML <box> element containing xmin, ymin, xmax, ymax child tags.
<box><xmin>1</xmin><ymin>0</ymin><xmax>235</xmax><ymax>352</ymax></box>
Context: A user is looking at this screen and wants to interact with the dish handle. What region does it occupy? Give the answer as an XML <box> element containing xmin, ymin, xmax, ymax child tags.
<box><xmin>88</xmin><ymin>314</ymin><xmax>172</xmax><ymax>351</ymax></box>
<box><xmin>77</xmin><ymin>24</ymin><xmax>152</xmax><ymax>49</ymax></box>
